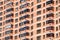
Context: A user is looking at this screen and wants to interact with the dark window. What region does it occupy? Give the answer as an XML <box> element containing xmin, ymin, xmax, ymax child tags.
<box><xmin>37</xmin><ymin>0</ymin><xmax>41</xmax><ymax>3</ymax></box>
<box><xmin>37</xmin><ymin>36</ymin><xmax>41</xmax><ymax>40</ymax></box>
<box><xmin>37</xmin><ymin>17</ymin><xmax>41</xmax><ymax>21</ymax></box>
<box><xmin>0</xmin><ymin>23</ymin><xmax>2</xmax><ymax>26</ymax></box>
<box><xmin>37</xmin><ymin>4</ymin><xmax>41</xmax><ymax>9</ymax></box>
<box><xmin>0</xmin><ymin>12</ymin><xmax>2</xmax><ymax>16</ymax></box>
<box><xmin>0</xmin><ymin>17</ymin><xmax>2</xmax><ymax>21</ymax></box>
<box><xmin>31</xmin><ymin>8</ymin><xmax>33</xmax><ymax>12</ymax></box>
<box><xmin>31</xmin><ymin>26</ymin><xmax>33</xmax><ymax>30</ymax></box>
<box><xmin>37</xmin><ymin>29</ymin><xmax>41</xmax><ymax>34</ymax></box>
<box><xmin>37</xmin><ymin>23</ymin><xmax>41</xmax><ymax>27</ymax></box>
<box><xmin>37</xmin><ymin>11</ymin><xmax>41</xmax><ymax>15</ymax></box>
<box><xmin>31</xmin><ymin>32</ymin><xmax>33</xmax><ymax>36</ymax></box>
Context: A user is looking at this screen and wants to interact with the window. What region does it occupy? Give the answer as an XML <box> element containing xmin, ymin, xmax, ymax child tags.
<box><xmin>56</xmin><ymin>7</ymin><xmax>58</xmax><ymax>11</ymax></box>
<box><xmin>56</xmin><ymin>33</ymin><xmax>58</xmax><ymax>38</ymax></box>
<box><xmin>43</xmin><ymin>15</ymin><xmax>45</xmax><ymax>19</ymax></box>
<box><xmin>15</xmin><ymin>24</ymin><xmax>18</xmax><ymax>28</ymax></box>
<box><xmin>37</xmin><ymin>4</ymin><xmax>41</xmax><ymax>9</ymax></box>
<box><xmin>43</xmin><ymin>22</ymin><xmax>45</xmax><ymax>26</ymax></box>
<box><xmin>15</xmin><ymin>18</ymin><xmax>18</xmax><ymax>23</ymax></box>
<box><xmin>0</xmin><ymin>12</ymin><xmax>2</xmax><ymax>16</ymax></box>
<box><xmin>37</xmin><ymin>23</ymin><xmax>41</xmax><ymax>27</ymax></box>
<box><xmin>31</xmin><ymin>32</ymin><xmax>33</xmax><ymax>36</ymax></box>
<box><xmin>43</xmin><ymin>9</ymin><xmax>45</xmax><ymax>13</ymax></box>
<box><xmin>37</xmin><ymin>17</ymin><xmax>41</xmax><ymax>21</ymax></box>
<box><xmin>0</xmin><ymin>28</ymin><xmax>2</xmax><ymax>32</ymax></box>
<box><xmin>15</xmin><ymin>13</ymin><xmax>18</xmax><ymax>17</ymax></box>
<box><xmin>59</xmin><ymin>25</ymin><xmax>60</xmax><ymax>30</ymax></box>
<box><xmin>31</xmin><ymin>14</ymin><xmax>33</xmax><ymax>18</ymax></box>
<box><xmin>15</xmin><ymin>30</ymin><xmax>18</xmax><ymax>34</ymax></box>
<box><xmin>43</xmin><ymin>35</ymin><xmax>45</xmax><ymax>39</ymax></box>
<box><xmin>0</xmin><ymin>23</ymin><xmax>2</xmax><ymax>26</ymax></box>
<box><xmin>16</xmin><ymin>2</ymin><xmax>18</xmax><ymax>6</ymax></box>
<box><xmin>37</xmin><ymin>29</ymin><xmax>41</xmax><ymax>34</ymax></box>
<box><xmin>31</xmin><ymin>38</ymin><xmax>33</xmax><ymax>40</ymax></box>
<box><xmin>56</xmin><ymin>27</ymin><xmax>58</xmax><ymax>31</ymax></box>
<box><xmin>56</xmin><ymin>20</ymin><xmax>58</xmax><ymax>24</ymax></box>
<box><xmin>15</xmin><ymin>36</ymin><xmax>17</xmax><ymax>39</ymax></box>
<box><xmin>31</xmin><ymin>2</ymin><xmax>33</xmax><ymax>6</ymax></box>
<box><xmin>37</xmin><ymin>11</ymin><xmax>41</xmax><ymax>15</ymax></box>
<box><xmin>37</xmin><ymin>36</ymin><xmax>41</xmax><ymax>40</ymax></box>
<box><xmin>37</xmin><ymin>0</ymin><xmax>41</xmax><ymax>3</ymax></box>
<box><xmin>43</xmin><ymin>28</ymin><xmax>45</xmax><ymax>32</ymax></box>
<box><xmin>31</xmin><ymin>8</ymin><xmax>33</xmax><ymax>12</ymax></box>
<box><xmin>0</xmin><ymin>17</ymin><xmax>2</xmax><ymax>21</ymax></box>
<box><xmin>31</xmin><ymin>26</ymin><xmax>33</xmax><ymax>30</ymax></box>
<box><xmin>15</xmin><ymin>7</ymin><xmax>18</xmax><ymax>11</ymax></box>
<box><xmin>43</xmin><ymin>3</ymin><xmax>45</xmax><ymax>7</ymax></box>
<box><xmin>31</xmin><ymin>20</ymin><xmax>33</xmax><ymax>23</ymax></box>
<box><xmin>0</xmin><ymin>2</ymin><xmax>3</xmax><ymax>5</ymax></box>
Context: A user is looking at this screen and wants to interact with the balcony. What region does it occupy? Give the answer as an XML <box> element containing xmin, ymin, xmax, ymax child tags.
<box><xmin>5</xmin><ymin>36</ymin><xmax>13</xmax><ymax>40</ymax></box>
<box><xmin>5</xmin><ymin>24</ymin><xmax>13</xmax><ymax>29</ymax></box>
<box><xmin>19</xmin><ymin>32</ymin><xmax>29</xmax><ymax>37</ymax></box>
<box><xmin>46</xmin><ymin>7</ymin><xmax>54</xmax><ymax>11</ymax></box>
<box><xmin>5</xmin><ymin>8</ymin><xmax>13</xmax><ymax>13</ymax></box>
<box><xmin>20</xmin><ymin>14</ymin><xmax>30</xmax><ymax>20</ymax></box>
<box><xmin>4</xmin><ymin>0</ymin><xmax>12</xmax><ymax>4</ymax></box>
<box><xmin>23</xmin><ymin>38</ymin><xmax>29</xmax><ymax>40</ymax></box>
<box><xmin>4</xmin><ymin>2</ymin><xmax>13</xmax><ymax>9</ymax></box>
<box><xmin>46</xmin><ymin>20</ymin><xmax>54</xmax><ymax>24</ymax></box>
<box><xmin>19</xmin><ymin>26</ymin><xmax>29</xmax><ymax>31</ymax></box>
<box><xmin>5</xmin><ymin>30</ymin><xmax>13</xmax><ymax>35</ymax></box>
<box><xmin>46</xmin><ymin>26</ymin><xmax>54</xmax><ymax>31</ymax></box>
<box><xmin>46</xmin><ymin>13</ymin><xmax>54</xmax><ymax>18</ymax></box>
<box><xmin>20</xmin><ymin>0</ymin><xmax>26</xmax><ymax>3</ymax></box>
<box><xmin>46</xmin><ymin>0</ymin><xmax>54</xmax><ymax>5</ymax></box>
<box><xmin>6</xmin><ymin>13</ymin><xmax>13</xmax><ymax>18</ymax></box>
<box><xmin>20</xmin><ymin>9</ymin><xmax>30</xmax><ymax>14</ymax></box>
<box><xmin>46</xmin><ymin>33</ymin><xmax>54</xmax><ymax>37</ymax></box>
<box><xmin>19</xmin><ymin>20</ymin><xmax>30</xmax><ymax>26</ymax></box>
<box><xmin>5</xmin><ymin>19</ymin><xmax>13</xmax><ymax>24</ymax></box>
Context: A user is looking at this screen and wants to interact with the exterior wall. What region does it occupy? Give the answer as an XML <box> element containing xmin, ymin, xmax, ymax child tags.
<box><xmin>0</xmin><ymin>0</ymin><xmax>60</xmax><ymax>40</ymax></box>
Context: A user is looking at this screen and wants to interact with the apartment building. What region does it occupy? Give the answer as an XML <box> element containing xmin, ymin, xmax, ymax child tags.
<box><xmin>0</xmin><ymin>0</ymin><xmax>60</xmax><ymax>40</ymax></box>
